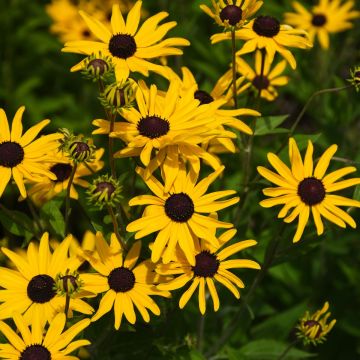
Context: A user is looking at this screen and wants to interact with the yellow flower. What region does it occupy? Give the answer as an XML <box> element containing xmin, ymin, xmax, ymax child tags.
<box><xmin>0</xmin><ymin>107</ymin><xmax>61</xmax><ymax>199</ymax></box>
<box><xmin>0</xmin><ymin>312</ymin><xmax>90</xmax><ymax>360</ymax></box>
<box><xmin>200</xmin><ymin>0</ymin><xmax>263</xmax><ymax>29</ymax></box>
<box><xmin>81</xmin><ymin>233</ymin><xmax>170</xmax><ymax>330</ymax></box>
<box><xmin>212</xmin><ymin>16</ymin><xmax>312</xmax><ymax>69</ymax></box>
<box><xmin>62</xmin><ymin>1</ymin><xmax>190</xmax><ymax>82</ymax></box>
<box><xmin>285</xmin><ymin>0</ymin><xmax>360</xmax><ymax>50</ymax></box>
<box><xmin>27</xmin><ymin>148</ymin><xmax>104</xmax><ymax>206</ymax></box>
<box><xmin>0</xmin><ymin>233</ymin><xmax>94</xmax><ymax>326</ymax></box>
<box><xmin>157</xmin><ymin>229</ymin><xmax>259</xmax><ymax>314</ymax></box>
<box><xmin>236</xmin><ymin>50</ymin><xmax>289</xmax><ymax>101</ymax></box>
<box><xmin>296</xmin><ymin>301</ymin><xmax>336</xmax><ymax>346</ymax></box>
<box><xmin>258</xmin><ymin>138</ymin><xmax>360</xmax><ymax>242</ymax></box>
<box><xmin>127</xmin><ymin>165</ymin><xmax>239</xmax><ymax>265</ymax></box>
<box><xmin>107</xmin><ymin>79</ymin><xmax>235</xmax><ymax>191</ymax></box>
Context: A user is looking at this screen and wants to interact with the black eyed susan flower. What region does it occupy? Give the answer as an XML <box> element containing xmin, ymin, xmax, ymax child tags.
<box><xmin>258</xmin><ymin>138</ymin><xmax>360</xmax><ymax>242</ymax></box>
<box><xmin>87</xmin><ymin>174</ymin><xmax>123</xmax><ymax>210</ymax></box>
<box><xmin>62</xmin><ymin>1</ymin><xmax>190</xmax><ymax>82</ymax></box>
<box><xmin>236</xmin><ymin>50</ymin><xmax>289</xmax><ymax>101</ymax></box>
<box><xmin>285</xmin><ymin>0</ymin><xmax>360</xmax><ymax>50</ymax></box>
<box><xmin>200</xmin><ymin>0</ymin><xmax>263</xmax><ymax>30</ymax></box>
<box><xmin>0</xmin><ymin>312</ymin><xmax>90</xmax><ymax>360</ymax></box>
<box><xmin>156</xmin><ymin>229</ymin><xmax>260</xmax><ymax>314</ymax></box>
<box><xmin>127</xmin><ymin>165</ymin><xmax>239</xmax><ymax>265</ymax></box>
<box><xmin>0</xmin><ymin>107</ymin><xmax>61</xmax><ymax>199</ymax></box>
<box><xmin>296</xmin><ymin>301</ymin><xmax>336</xmax><ymax>346</ymax></box>
<box><xmin>211</xmin><ymin>16</ymin><xmax>312</xmax><ymax>69</ymax></box>
<box><xmin>0</xmin><ymin>233</ymin><xmax>94</xmax><ymax>326</ymax></box>
<box><xmin>80</xmin><ymin>233</ymin><xmax>170</xmax><ymax>330</ymax></box>
<box><xmin>27</xmin><ymin>148</ymin><xmax>104</xmax><ymax>206</ymax></box>
<box><xmin>107</xmin><ymin>79</ymin><xmax>236</xmax><ymax>191</ymax></box>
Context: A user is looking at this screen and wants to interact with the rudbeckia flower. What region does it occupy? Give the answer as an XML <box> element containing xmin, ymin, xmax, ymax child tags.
<box><xmin>81</xmin><ymin>233</ymin><xmax>170</xmax><ymax>330</ymax></box>
<box><xmin>0</xmin><ymin>312</ymin><xmax>90</xmax><ymax>360</ymax></box>
<box><xmin>0</xmin><ymin>107</ymin><xmax>61</xmax><ymax>198</ymax></box>
<box><xmin>127</xmin><ymin>165</ymin><xmax>239</xmax><ymax>265</ymax></box>
<box><xmin>258</xmin><ymin>138</ymin><xmax>360</xmax><ymax>242</ymax></box>
<box><xmin>27</xmin><ymin>148</ymin><xmax>104</xmax><ymax>206</ymax></box>
<box><xmin>296</xmin><ymin>301</ymin><xmax>336</xmax><ymax>346</ymax></box>
<box><xmin>200</xmin><ymin>0</ymin><xmax>263</xmax><ymax>29</ymax></box>
<box><xmin>62</xmin><ymin>1</ymin><xmax>190</xmax><ymax>82</ymax></box>
<box><xmin>0</xmin><ymin>233</ymin><xmax>94</xmax><ymax>326</ymax></box>
<box><xmin>107</xmin><ymin>79</ymin><xmax>236</xmax><ymax>191</ymax></box>
<box><xmin>156</xmin><ymin>229</ymin><xmax>260</xmax><ymax>314</ymax></box>
<box><xmin>285</xmin><ymin>0</ymin><xmax>360</xmax><ymax>50</ymax></box>
<box><xmin>236</xmin><ymin>50</ymin><xmax>289</xmax><ymax>101</ymax></box>
<box><xmin>211</xmin><ymin>15</ymin><xmax>312</xmax><ymax>69</ymax></box>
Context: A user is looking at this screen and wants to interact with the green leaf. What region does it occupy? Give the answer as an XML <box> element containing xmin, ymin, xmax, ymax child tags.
<box><xmin>227</xmin><ymin>339</ymin><xmax>316</xmax><ymax>359</ymax></box>
<box><xmin>353</xmin><ymin>185</ymin><xmax>360</xmax><ymax>201</ymax></box>
<box><xmin>40</xmin><ymin>198</ymin><xmax>65</xmax><ymax>237</ymax></box>
<box><xmin>254</xmin><ymin>115</ymin><xmax>289</xmax><ymax>136</ymax></box>
<box><xmin>0</xmin><ymin>207</ymin><xmax>34</xmax><ymax>240</ymax></box>
<box><xmin>252</xmin><ymin>303</ymin><xmax>307</xmax><ymax>340</ymax></box>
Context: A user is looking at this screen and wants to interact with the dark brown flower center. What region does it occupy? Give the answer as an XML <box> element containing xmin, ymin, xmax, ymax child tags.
<box><xmin>137</xmin><ymin>115</ymin><xmax>170</xmax><ymax>139</ymax></box>
<box><xmin>253</xmin><ymin>16</ymin><xmax>280</xmax><ymax>37</ymax></box>
<box><xmin>87</xmin><ymin>58</ymin><xmax>109</xmax><ymax>75</ymax></box>
<box><xmin>193</xmin><ymin>251</ymin><xmax>219</xmax><ymax>277</ymax></box>
<box><xmin>50</xmin><ymin>163</ymin><xmax>73</xmax><ymax>182</ymax></box>
<box><xmin>108</xmin><ymin>267</ymin><xmax>135</xmax><ymax>292</ymax></box>
<box><xmin>219</xmin><ymin>5</ymin><xmax>243</xmax><ymax>26</ymax></box>
<box><xmin>0</xmin><ymin>141</ymin><xmax>24</xmax><ymax>168</ymax></box>
<box><xmin>109</xmin><ymin>34</ymin><xmax>137</xmax><ymax>59</ymax></box>
<box><xmin>355</xmin><ymin>71</ymin><xmax>360</xmax><ymax>79</ymax></box>
<box><xmin>82</xmin><ymin>30</ymin><xmax>91</xmax><ymax>38</ymax></box>
<box><xmin>165</xmin><ymin>193</ymin><xmax>195</xmax><ymax>222</ymax></box>
<box><xmin>20</xmin><ymin>345</ymin><xmax>51</xmax><ymax>360</ymax></box>
<box><xmin>27</xmin><ymin>274</ymin><xmax>56</xmax><ymax>303</ymax></box>
<box><xmin>95</xmin><ymin>181</ymin><xmax>116</xmax><ymax>197</ymax></box>
<box><xmin>312</xmin><ymin>14</ymin><xmax>327</xmax><ymax>27</ymax></box>
<box><xmin>194</xmin><ymin>90</ymin><xmax>214</xmax><ymax>105</ymax></box>
<box><xmin>252</xmin><ymin>75</ymin><xmax>270</xmax><ymax>90</ymax></box>
<box><xmin>298</xmin><ymin>177</ymin><xmax>325</xmax><ymax>206</ymax></box>
<box><xmin>304</xmin><ymin>320</ymin><xmax>322</xmax><ymax>338</ymax></box>
<box><xmin>70</xmin><ymin>141</ymin><xmax>90</xmax><ymax>161</ymax></box>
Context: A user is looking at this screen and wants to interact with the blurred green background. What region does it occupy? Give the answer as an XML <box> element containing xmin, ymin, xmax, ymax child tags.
<box><xmin>0</xmin><ymin>0</ymin><xmax>360</xmax><ymax>359</ymax></box>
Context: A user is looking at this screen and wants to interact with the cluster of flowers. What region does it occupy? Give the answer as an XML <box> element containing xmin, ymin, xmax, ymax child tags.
<box><xmin>0</xmin><ymin>0</ymin><xmax>359</xmax><ymax>358</ymax></box>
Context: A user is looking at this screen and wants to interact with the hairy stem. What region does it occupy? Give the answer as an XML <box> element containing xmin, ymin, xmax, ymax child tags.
<box><xmin>64</xmin><ymin>163</ymin><xmax>77</xmax><ymax>235</ymax></box>
<box><xmin>108</xmin><ymin>205</ymin><xmax>127</xmax><ymax>250</ymax></box>
<box><xmin>231</xmin><ymin>29</ymin><xmax>238</xmax><ymax>109</ymax></box>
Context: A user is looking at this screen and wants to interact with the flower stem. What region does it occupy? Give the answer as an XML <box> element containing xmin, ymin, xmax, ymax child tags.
<box><xmin>64</xmin><ymin>294</ymin><xmax>70</xmax><ymax>319</ymax></box>
<box><xmin>107</xmin><ymin>205</ymin><xmax>127</xmax><ymax>250</ymax></box>
<box><xmin>278</xmin><ymin>339</ymin><xmax>300</xmax><ymax>360</ymax></box>
<box><xmin>64</xmin><ymin>163</ymin><xmax>77</xmax><ymax>235</ymax></box>
<box><xmin>98</xmin><ymin>79</ymin><xmax>117</xmax><ymax>179</ymax></box>
<box><xmin>197</xmin><ymin>314</ymin><xmax>205</xmax><ymax>352</ymax></box>
<box><xmin>276</xmin><ymin>84</ymin><xmax>353</xmax><ymax>156</ymax></box>
<box><xmin>231</xmin><ymin>29</ymin><xmax>238</xmax><ymax>109</ymax></box>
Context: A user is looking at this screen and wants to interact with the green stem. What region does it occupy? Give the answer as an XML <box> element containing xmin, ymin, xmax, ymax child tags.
<box><xmin>278</xmin><ymin>339</ymin><xmax>300</xmax><ymax>360</ymax></box>
<box><xmin>108</xmin><ymin>205</ymin><xmax>127</xmax><ymax>250</ymax></box>
<box><xmin>205</xmin><ymin>224</ymin><xmax>285</xmax><ymax>357</ymax></box>
<box><xmin>64</xmin><ymin>163</ymin><xmax>77</xmax><ymax>235</ymax></box>
<box><xmin>64</xmin><ymin>294</ymin><xmax>70</xmax><ymax>319</ymax></box>
<box><xmin>197</xmin><ymin>314</ymin><xmax>205</xmax><ymax>352</ymax></box>
<box><xmin>231</xmin><ymin>29</ymin><xmax>238</xmax><ymax>109</ymax></box>
<box><xmin>275</xmin><ymin>85</ymin><xmax>353</xmax><ymax>156</ymax></box>
<box><xmin>98</xmin><ymin>79</ymin><xmax>117</xmax><ymax>179</ymax></box>
<box><xmin>26</xmin><ymin>198</ymin><xmax>43</xmax><ymax>235</ymax></box>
